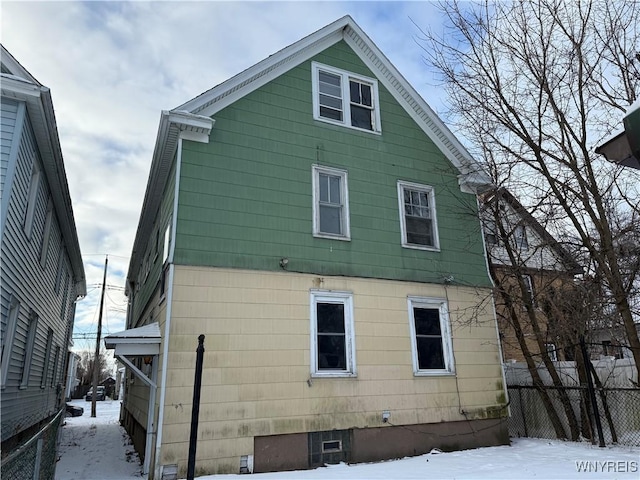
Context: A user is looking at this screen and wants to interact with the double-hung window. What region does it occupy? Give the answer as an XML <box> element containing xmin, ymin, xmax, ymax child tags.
<box><xmin>312</xmin><ymin>62</ymin><xmax>381</xmax><ymax>133</ymax></box>
<box><xmin>312</xmin><ymin>165</ymin><xmax>350</xmax><ymax>240</ymax></box>
<box><xmin>310</xmin><ymin>291</ymin><xmax>356</xmax><ymax>377</ymax></box>
<box><xmin>408</xmin><ymin>297</ymin><xmax>454</xmax><ymax>375</ymax></box>
<box><xmin>398</xmin><ymin>181</ymin><xmax>439</xmax><ymax>250</ymax></box>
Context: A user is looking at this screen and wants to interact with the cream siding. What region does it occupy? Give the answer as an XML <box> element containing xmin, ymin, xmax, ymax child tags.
<box><xmin>159</xmin><ymin>266</ymin><xmax>505</xmax><ymax>473</ymax></box>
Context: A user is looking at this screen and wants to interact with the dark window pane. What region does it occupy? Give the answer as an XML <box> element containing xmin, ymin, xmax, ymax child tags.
<box><xmin>413</xmin><ymin>308</ymin><xmax>441</xmax><ymax>335</ymax></box>
<box><xmin>361</xmin><ymin>84</ymin><xmax>371</xmax><ymax>106</ymax></box>
<box><xmin>406</xmin><ymin>216</ymin><xmax>433</xmax><ymax>246</ymax></box>
<box><xmin>317</xmin><ymin>334</ymin><xmax>346</xmax><ymax>369</ymax></box>
<box><xmin>350</xmin><ymin>105</ymin><xmax>372</xmax><ymax>130</ymax></box>
<box><xmin>350</xmin><ymin>81</ymin><xmax>360</xmax><ymax>103</ymax></box>
<box><xmin>416</xmin><ymin>337</ymin><xmax>445</xmax><ymax>369</ymax></box>
<box><xmin>319</xmin><ymin>174</ymin><xmax>329</xmax><ymax>202</ymax></box>
<box><xmin>320</xmin><ymin>106</ymin><xmax>343</xmax><ymax>121</ymax></box>
<box><xmin>329</xmin><ymin>175</ymin><xmax>341</xmax><ymax>204</ymax></box>
<box><xmin>317</xmin><ymin>303</ymin><xmax>345</xmax><ymax>333</ymax></box>
<box><xmin>319</xmin><ymin>205</ymin><xmax>342</xmax><ymax>235</ymax></box>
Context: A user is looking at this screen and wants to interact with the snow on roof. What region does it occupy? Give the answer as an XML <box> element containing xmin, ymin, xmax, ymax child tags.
<box><xmin>627</xmin><ymin>97</ymin><xmax>640</xmax><ymax>114</ymax></box>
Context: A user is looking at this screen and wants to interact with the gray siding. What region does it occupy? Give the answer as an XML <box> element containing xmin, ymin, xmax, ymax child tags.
<box><xmin>0</xmin><ymin>98</ymin><xmax>18</xmax><ymax>192</ymax></box>
<box><xmin>0</xmin><ymin>109</ymin><xmax>75</xmax><ymax>442</ymax></box>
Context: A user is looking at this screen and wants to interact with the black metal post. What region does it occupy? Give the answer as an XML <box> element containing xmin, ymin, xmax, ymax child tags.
<box><xmin>187</xmin><ymin>334</ymin><xmax>205</xmax><ymax>480</ymax></box>
<box><xmin>580</xmin><ymin>335</ymin><xmax>605</xmax><ymax>447</ymax></box>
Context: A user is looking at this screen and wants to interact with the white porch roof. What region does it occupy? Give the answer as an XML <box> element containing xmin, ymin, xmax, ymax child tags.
<box><xmin>104</xmin><ymin>322</ymin><xmax>161</xmax><ymax>356</ymax></box>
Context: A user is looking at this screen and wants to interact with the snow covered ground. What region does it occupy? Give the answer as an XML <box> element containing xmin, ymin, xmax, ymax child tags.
<box><xmin>56</xmin><ymin>399</ymin><xmax>639</xmax><ymax>480</ymax></box>
<box><xmin>56</xmin><ymin>399</ymin><xmax>142</xmax><ymax>479</ymax></box>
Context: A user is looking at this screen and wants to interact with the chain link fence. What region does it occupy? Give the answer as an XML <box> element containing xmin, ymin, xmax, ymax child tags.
<box><xmin>1</xmin><ymin>408</ymin><xmax>65</xmax><ymax>480</ymax></box>
<box><xmin>507</xmin><ymin>385</ymin><xmax>640</xmax><ymax>447</ymax></box>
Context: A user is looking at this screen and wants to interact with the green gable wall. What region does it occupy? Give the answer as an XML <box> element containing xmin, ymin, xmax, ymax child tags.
<box><xmin>174</xmin><ymin>41</ymin><xmax>491</xmax><ymax>287</ymax></box>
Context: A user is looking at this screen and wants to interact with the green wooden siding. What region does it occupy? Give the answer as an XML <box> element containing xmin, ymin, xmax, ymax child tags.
<box><xmin>174</xmin><ymin>40</ymin><xmax>490</xmax><ymax>287</ymax></box>
<box><xmin>130</xmin><ymin>160</ymin><xmax>176</xmax><ymax>323</ymax></box>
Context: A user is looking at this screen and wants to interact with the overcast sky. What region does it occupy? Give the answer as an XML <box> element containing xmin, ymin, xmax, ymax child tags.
<box><xmin>2</xmin><ymin>1</ymin><xmax>456</xmax><ymax>354</ymax></box>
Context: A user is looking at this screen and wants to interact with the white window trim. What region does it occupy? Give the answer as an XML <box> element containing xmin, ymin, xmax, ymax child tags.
<box><xmin>39</xmin><ymin>200</ymin><xmax>53</xmax><ymax>267</ymax></box>
<box><xmin>24</xmin><ymin>164</ymin><xmax>41</xmax><ymax>239</ymax></box>
<box><xmin>1</xmin><ymin>297</ymin><xmax>20</xmax><ymax>389</ymax></box>
<box><xmin>20</xmin><ymin>312</ymin><xmax>39</xmax><ymax>389</ymax></box>
<box><xmin>311</xmin><ymin>62</ymin><xmax>382</xmax><ymax>134</ymax></box>
<box><xmin>162</xmin><ymin>219</ymin><xmax>171</xmax><ymax>264</ymax></box>
<box><xmin>41</xmin><ymin>328</ymin><xmax>53</xmax><ymax>388</ymax></box>
<box><xmin>397</xmin><ymin>180</ymin><xmax>440</xmax><ymax>251</ymax></box>
<box><xmin>310</xmin><ymin>290</ymin><xmax>357</xmax><ymax>377</ymax></box>
<box><xmin>312</xmin><ymin>165</ymin><xmax>351</xmax><ymax>241</ymax></box>
<box><xmin>407</xmin><ymin>297</ymin><xmax>455</xmax><ymax>376</ymax></box>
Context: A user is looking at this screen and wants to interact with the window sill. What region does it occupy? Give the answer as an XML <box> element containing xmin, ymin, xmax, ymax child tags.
<box><xmin>402</xmin><ymin>243</ymin><xmax>440</xmax><ymax>252</ymax></box>
<box><xmin>413</xmin><ymin>370</ymin><xmax>456</xmax><ymax>377</ymax></box>
<box><xmin>313</xmin><ymin>232</ymin><xmax>351</xmax><ymax>242</ymax></box>
<box><xmin>311</xmin><ymin>372</ymin><xmax>357</xmax><ymax>378</ymax></box>
<box><xmin>314</xmin><ymin>116</ymin><xmax>382</xmax><ymax>136</ymax></box>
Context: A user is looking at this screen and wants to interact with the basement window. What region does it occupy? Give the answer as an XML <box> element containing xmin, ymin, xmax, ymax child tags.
<box><xmin>322</xmin><ymin>440</ymin><xmax>342</xmax><ymax>453</ymax></box>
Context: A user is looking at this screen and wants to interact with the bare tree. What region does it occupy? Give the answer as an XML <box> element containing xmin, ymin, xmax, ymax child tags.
<box><xmin>76</xmin><ymin>351</ymin><xmax>110</xmax><ymax>386</ymax></box>
<box><xmin>418</xmin><ymin>0</ymin><xmax>640</xmax><ymax>375</ymax></box>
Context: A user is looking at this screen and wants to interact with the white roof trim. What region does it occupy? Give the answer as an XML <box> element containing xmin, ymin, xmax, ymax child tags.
<box><xmin>127</xmin><ymin>16</ymin><xmax>491</xmax><ymax>285</ymax></box>
<box><xmin>104</xmin><ymin>322</ymin><xmax>161</xmax><ymax>346</ymax></box>
<box><xmin>174</xmin><ymin>15</ymin><xmax>489</xmax><ymax>189</ymax></box>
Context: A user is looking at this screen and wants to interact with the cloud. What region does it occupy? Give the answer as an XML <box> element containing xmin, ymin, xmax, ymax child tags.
<box><xmin>2</xmin><ymin>1</ymin><xmax>450</xmax><ymax>352</ymax></box>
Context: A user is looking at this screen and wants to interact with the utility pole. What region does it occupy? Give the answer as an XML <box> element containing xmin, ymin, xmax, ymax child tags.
<box><xmin>91</xmin><ymin>255</ymin><xmax>108</xmax><ymax>418</ymax></box>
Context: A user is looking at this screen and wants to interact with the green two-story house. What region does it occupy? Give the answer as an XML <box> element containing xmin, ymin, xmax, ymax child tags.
<box><xmin>109</xmin><ymin>16</ymin><xmax>508</xmax><ymax>479</ymax></box>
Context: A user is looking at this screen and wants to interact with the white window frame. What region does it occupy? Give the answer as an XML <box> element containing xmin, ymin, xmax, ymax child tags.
<box><xmin>1</xmin><ymin>297</ymin><xmax>20</xmax><ymax>389</ymax></box>
<box><xmin>310</xmin><ymin>290</ymin><xmax>356</xmax><ymax>377</ymax></box>
<box><xmin>41</xmin><ymin>328</ymin><xmax>53</xmax><ymax>388</ymax></box>
<box><xmin>407</xmin><ymin>297</ymin><xmax>455</xmax><ymax>376</ymax></box>
<box><xmin>545</xmin><ymin>343</ymin><xmax>558</xmax><ymax>361</ymax></box>
<box><xmin>20</xmin><ymin>311</ymin><xmax>39</xmax><ymax>389</ymax></box>
<box><xmin>312</xmin><ymin>165</ymin><xmax>351</xmax><ymax>241</ymax></box>
<box><xmin>311</xmin><ymin>62</ymin><xmax>381</xmax><ymax>134</ymax></box>
<box><xmin>397</xmin><ymin>181</ymin><xmax>440</xmax><ymax>251</ymax></box>
<box><xmin>162</xmin><ymin>218</ymin><xmax>172</xmax><ymax>264</ymax></box>
<box><xmin>24</xmin><ymin>164</ymin><xmax>41</xmax><ymax>239</ymax></box>
<box><xmin>39</xmin><ymin>200</ymin><xmax>53</xmax><ymax>267</ymax></box>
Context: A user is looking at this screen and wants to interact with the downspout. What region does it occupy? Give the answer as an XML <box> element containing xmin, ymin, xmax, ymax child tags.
<box><xmin>143</xmin><ymin>358</ymin><xmax>158</xmax><ymax>476</ymax></box>
<box><xmin>154</xmin><ymin>136</ymin><xmax>182</xmax><ymax>480</ymax></box>
<box><xmin>477</xmin><ymin>196</ymin><xmax>510</xmax><ymax>417</ymax></box>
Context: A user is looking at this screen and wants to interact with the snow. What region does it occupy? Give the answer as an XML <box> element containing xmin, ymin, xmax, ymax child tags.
<box><xmin>56</xmin><ymin>399</ymin><xmax>639</xmax><ymax>480</ymax></box>
<box><xmin>56</xmin><ymin>399</ymin><xmax>143</xmax><ymax>479</ymax></box>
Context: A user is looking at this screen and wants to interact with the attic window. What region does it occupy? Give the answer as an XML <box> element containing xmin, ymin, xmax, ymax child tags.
<box><xmin>312</xmin><ymin>62</ymin><xmax>381</xmax><ymax>134</ymax></box>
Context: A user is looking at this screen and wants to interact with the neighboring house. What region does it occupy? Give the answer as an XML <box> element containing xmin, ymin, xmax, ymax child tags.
<box><xmin>0</xmin><ymin>45</ymin><xmax>86</xmax><ymax>451</ymax></box>
<box><xmin>106</xmin><ymin>17</ymin><xmax>508</xmax><ymax>479</ymax></box>
<box><xmin>596</xmin><ymin>100</ymin><xmax>640</xmax><ymax>170</ymax></box>
<box><xmin>480</xmin><ymin>189</ymin><xmax>582</xmax><ymax>363</ymax></box>
<box><xmin>589</xmin><ymin>324</ymin><xmax>640</xmax><ymax>361</ymax></box>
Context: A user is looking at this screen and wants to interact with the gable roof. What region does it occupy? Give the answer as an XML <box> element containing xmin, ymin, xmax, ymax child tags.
<box><xmin>1</xmin><ymin>44</ymin><xmax>86</xmax><ymax>296</ymax></box>
<box><xmin>127</xmin><ymin>16</ymin><xmax>491</xmax><ymax>286</ymax></box>
<box><xmin>481</xmin><ymin>188</ymin><xmax>582</xmax><ymax>274</ymax></box>
<box><xmin>178</xmin><ymin>15</ymin><xmax>490</xmax><ymax>189</ymax></box>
